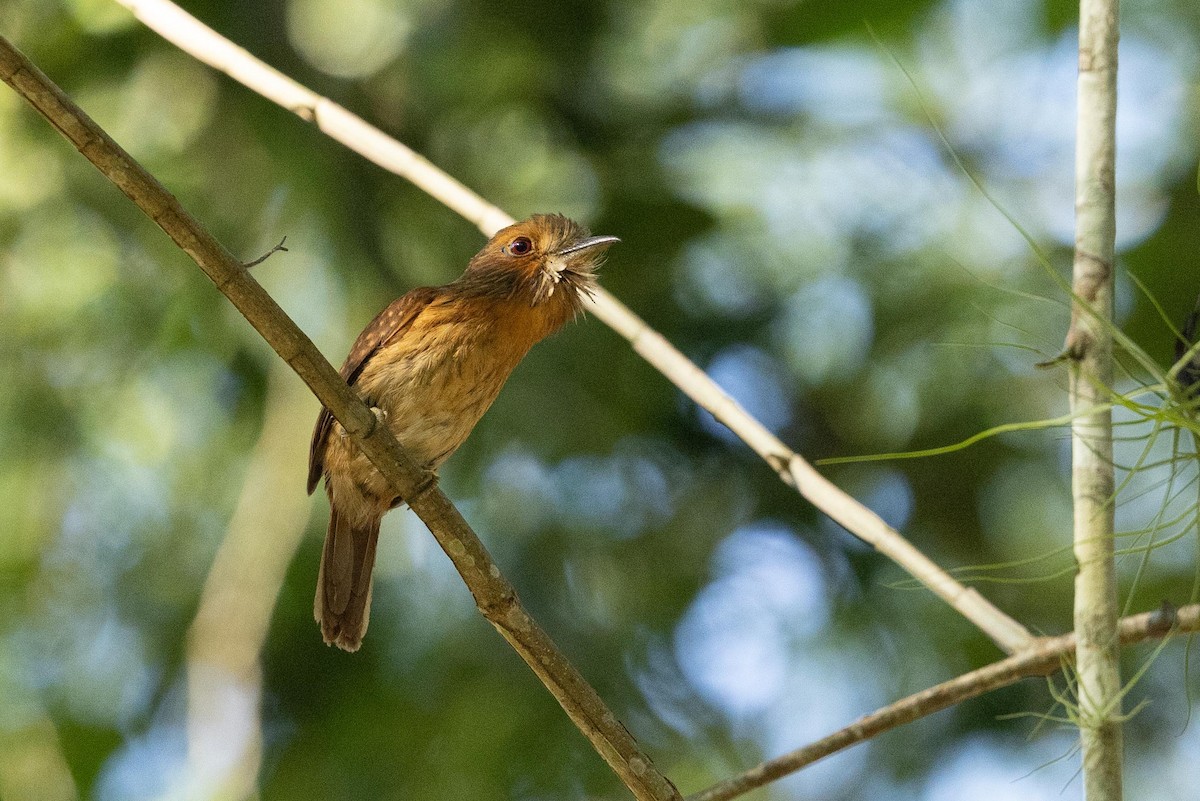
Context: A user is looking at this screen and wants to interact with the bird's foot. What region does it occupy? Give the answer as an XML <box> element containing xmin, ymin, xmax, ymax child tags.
<box><xmin>361</xmin><ymin>405</ymin><xmax>389</xmax><ymax>437</ymax></box>
<box><xmin>337</xmin><ymin>407</ymin><xmax>387</xmax><ymax>440</ymax></box>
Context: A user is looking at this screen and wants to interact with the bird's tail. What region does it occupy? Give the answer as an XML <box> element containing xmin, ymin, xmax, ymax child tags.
<box><xmin>314</xmin><ymin>505</ymin><xmax>380</xmax><ymax>652</ymax></box>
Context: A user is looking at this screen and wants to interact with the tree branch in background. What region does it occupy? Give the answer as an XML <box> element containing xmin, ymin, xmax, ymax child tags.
<box><xmin>0</xmin><ymin>36</ymin><xmax>680</xmax><ymax>801</ymax></box>
<box><xmin>112</xmin><ymin>0</ymin><xmax>1033</xmax><ymax>654</ymax></box>
<box><xmin>185</xmin><ymin>365</ymin><xmax>315</xmax><ymax>799</ymax></box>
<box><xmin>686</xmin><ymin>602</ymin><xmax>1194</xmax><ymax>801</ymax></box>
<box><xmin>0</xmin><ymin>713</ymin><xmax>78</xmax><ymax>801</ymax></box>
<box><xmin>1066</xmin><ymin>0</ymin><xmax>1123</xmax><ymax>798</ymax></box>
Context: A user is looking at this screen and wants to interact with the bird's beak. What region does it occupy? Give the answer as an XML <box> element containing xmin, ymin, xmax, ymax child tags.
<box><xmin>555</xmin><ymin>235</ymin><xmax>621</xmax><ymax>256</ymax></box>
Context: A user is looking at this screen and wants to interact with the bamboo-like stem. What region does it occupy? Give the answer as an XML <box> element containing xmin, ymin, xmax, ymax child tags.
<box><xmin>110</xmin><ymin>0</ymin><xmax>1033</xmax><ymax>654</ymax></box>
<box><xmin>686</xmin><ymin>603</ymin><xmax>1191</xmax><ymax>801</ymax></box>
<box><xmin>0</xmin><ymin>36</ymin><xmax>680</xmax><ymax>801</ymax></box>
<box><xmin>1067</xmin><ymin>0</ymin><xmax>1123</xmax><ymax>798</ymax></box>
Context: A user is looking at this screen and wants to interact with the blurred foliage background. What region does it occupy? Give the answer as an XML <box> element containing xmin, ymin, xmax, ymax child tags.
<box><xmin>1</xmin><ymin>0</ymin><xmax>1199</xmax><ymax>799</ymax></box>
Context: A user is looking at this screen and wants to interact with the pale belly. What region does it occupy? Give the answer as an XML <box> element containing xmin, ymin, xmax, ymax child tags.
<box><xmin>321</xmin><ymin>329</ymin><xmax>528</xmax><ymax>524</ymax></box>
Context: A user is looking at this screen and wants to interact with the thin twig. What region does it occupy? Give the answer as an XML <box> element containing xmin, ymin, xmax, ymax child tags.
<box><xmin>685</xmin><ymin>602</ymin><xmax>1196</xmax><ymax>801</ymax></box>
<box><xmin>0</xmin><ymin>36</ymin><xmax>680</xmax><ymax>801</ymax></box>
<box><xmin>111</xmin><ymin>0</ymin><xmax>1033</xmax><ymax>654</ymax></box>
<box><xmin>243</xmin><ymin>236</ymin><xmax>288</xmax><ymax>269</ymax></box>
<box><xmin>1066</xmin><ymin>0</ymin><xmax>1123</xmax><ymax>798</ymax></box>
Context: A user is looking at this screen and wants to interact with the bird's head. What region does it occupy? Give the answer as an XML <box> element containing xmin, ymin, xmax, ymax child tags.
<box><xmin>462</xmin><ymin>214</ymin><xmax>618</xmax><ymax>313</ymax></box>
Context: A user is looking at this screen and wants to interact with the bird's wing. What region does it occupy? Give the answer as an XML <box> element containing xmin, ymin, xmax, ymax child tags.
<box><xmin>307</xmin><ymin>286</ymin><xmax>441</xmax><ymax>494</ymax></box>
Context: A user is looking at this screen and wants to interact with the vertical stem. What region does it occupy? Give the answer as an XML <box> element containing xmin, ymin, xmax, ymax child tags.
<box><xmin>1070</xmin><ymin>0</ymin><xmax>1122</xmax><ymax>799</ymax></box>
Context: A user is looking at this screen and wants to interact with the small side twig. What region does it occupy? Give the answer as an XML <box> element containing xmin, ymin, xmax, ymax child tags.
<box><xmin>243</xmin><ymin>236</ymin><xmax>288</xmax><ymax>269</ymax></box>
<box><xmin>112</xmin><ymin>0</ymin><xmax>1034</xmax><ymax>655</ymax></box>
<box><xmin>0</xmin><ymin>35</ymin><xmax>680</xmax><ymax>801</ymax></box>
<box><xmin>685</xmin><ymin>603</ymin><xmax>1199</xmax><ymax>801</ymax></box>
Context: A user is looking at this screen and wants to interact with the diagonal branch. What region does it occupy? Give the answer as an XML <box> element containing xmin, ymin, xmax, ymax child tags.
<box><xmin>0</xmin><ymin>35</ymin><xmax>680</xmax><ymax>801</ymax></box>
<box><xmin>111</xmin><ymin>0</ymin><xmax>1033</xmax><ymax>654</ymax></box>
<box><xmin>686</xmin><ymin>602</ymin><xmax>1195</xmax><ymax>801</ymax></box>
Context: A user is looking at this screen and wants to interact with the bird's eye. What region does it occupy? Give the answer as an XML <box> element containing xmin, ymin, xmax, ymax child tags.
<box><xmin>507</xmin><ymin>236</ymin><xmax>532</xmax><ymax>256</ymax></box>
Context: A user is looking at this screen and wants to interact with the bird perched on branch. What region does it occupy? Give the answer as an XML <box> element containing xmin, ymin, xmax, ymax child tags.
<box><xmin>307</xmin><ymin>213</ymin><xmax>618</xmax><ymax>651</ymax></box>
